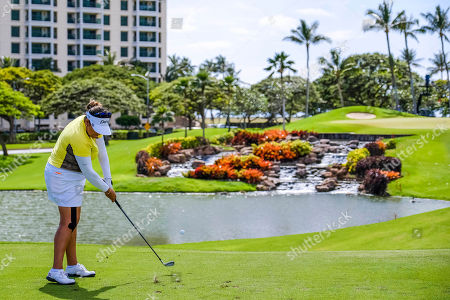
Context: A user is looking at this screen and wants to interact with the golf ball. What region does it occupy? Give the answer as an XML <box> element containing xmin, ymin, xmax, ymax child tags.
<box><xmin>179</xmin><ymin>229</ymin><xmax>185</xmax><ymax>235</ymax></box>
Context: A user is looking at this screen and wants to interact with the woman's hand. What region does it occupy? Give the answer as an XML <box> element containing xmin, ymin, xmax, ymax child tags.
<box><xmin>105</xmin><ymin>188</ymin><xmax>116</xmax><ymax>202</ymax></box>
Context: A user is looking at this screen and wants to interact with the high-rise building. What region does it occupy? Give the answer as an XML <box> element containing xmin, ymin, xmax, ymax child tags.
<box><xmin>0</xmin><ymin>0</ymin><xmax>167</xmax><ymax>81</ymax></box>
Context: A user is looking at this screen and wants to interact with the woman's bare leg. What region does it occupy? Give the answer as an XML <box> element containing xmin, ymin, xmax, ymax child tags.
<box><xmin>66</xmin><ymin>207</ymin><xmax>81</xmax><ymax>266</ymax></box>
<box><xmin>52</xmin><ymin>206</ymin><xmax>80</xmax><ymax>269</ymax></box>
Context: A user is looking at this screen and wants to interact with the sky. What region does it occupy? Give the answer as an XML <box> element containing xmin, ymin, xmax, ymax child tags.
<box><xmin>166</xmin><ymin>0</ymin><xmax>449</xmax><ymax>85</ymax></box>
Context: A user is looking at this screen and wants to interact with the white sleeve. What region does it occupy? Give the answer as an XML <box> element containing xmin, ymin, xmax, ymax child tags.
<box><xmin>75</xmin><ymin>155</ymin><xmax>110</xmax><ymax>192</ymax></box>
<box><xmin>95</xmin><ymin>137</ymin><xmax>112</xmax><ymax>188</ymax></box>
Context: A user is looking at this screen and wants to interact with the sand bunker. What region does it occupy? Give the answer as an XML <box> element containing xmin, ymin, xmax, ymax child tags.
<box><xmin>346</xmin><ymin>112</ymin><xmax>376</xmax><ymax>120</ymax></box>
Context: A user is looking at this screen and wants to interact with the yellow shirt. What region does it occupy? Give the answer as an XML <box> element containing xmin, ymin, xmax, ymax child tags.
<box><xmin>48</xmin><ymin>115</ymin><xmax>101</xmax><ymax>172</ymax></box>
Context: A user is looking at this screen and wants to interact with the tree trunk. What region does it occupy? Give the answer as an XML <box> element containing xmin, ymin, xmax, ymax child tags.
<box><xmin>305</xmin><ymin>44</ymin><xmax>310</xmax><ymax>117</ymax></box>
<box><xmin>281</xmin><ymin>73</ymin><xmax>286</xmax><ymax>130</ymax></box>
<box><xmin>337</xmin><ymin>77</ymin><xmax>344</xmax><ymax>107</ymax></box>
<box><xmin>439</xmin><ymin>33</ymin><xmax>450</xmax><ymax>112</ymax></box>
<box><xmin>385</xmin><ymin>31</ymin><xmax>400</xmax><ymax>111</ymax></box>
<box><xmin>404</xmin><ymin>34</ymin><xmax>416</xmax><ymax>114</ymax></box>
<box><xmin>184</xmin><ymin>115</ymin><xmax>188</xmax><ymax>137</ymax></box>
<box><xmin>201</xmin><ymin>111</ymin><xmax>206</xmax><ymax>139</ymax></box>
<box><xmin>188</xmin><ymin>115</ymin><xmax>192</xmax><ymax>130</ymax></box>
<box><xmin>161</xmin><ymin>121</ymin><xmax>164</xmax><ymax>143</ymax></box>
<box><xmin>0</xmin><ymin>134</ymin><xmax>8</xmax><ymax>156</ymax></box>
<box><xmin>7</xmin><ymin>116</ymin><xmax>16</xmax><ymax>143</ymax></box>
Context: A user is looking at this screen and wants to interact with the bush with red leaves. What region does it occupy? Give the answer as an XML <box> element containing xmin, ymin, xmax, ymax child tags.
<box><xmin>355</xmin><ymin>156</ymin><xmax>401</xmax><ymax>178</ymax></box>
<box><xmin>364</xmin><ymin>142</ymin><xmax>385</xmax><ymax>156</ymax></box>
<box><xmin>363</xmin><ymin>169</ymin><xmax>389</xmax><ymax>196</ymax></box>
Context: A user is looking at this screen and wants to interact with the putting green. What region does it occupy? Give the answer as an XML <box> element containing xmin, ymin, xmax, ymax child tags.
<box><xmin>332</xmin><ymin>117</ymin><xmax>450</xmax><ymax>130</ymax></box>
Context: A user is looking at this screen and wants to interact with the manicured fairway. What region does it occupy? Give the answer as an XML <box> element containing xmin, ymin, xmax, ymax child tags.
<box><xmin>0</xmin><ymin>208</ymin><xmax>449</xmax><ymax>299</ymax></box>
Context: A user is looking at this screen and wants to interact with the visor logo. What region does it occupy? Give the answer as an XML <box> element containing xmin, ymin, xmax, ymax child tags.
<box><xmin>100</xmin><ymin>120</ymin><xmax>109</xmax><ymax>124</ymax></box>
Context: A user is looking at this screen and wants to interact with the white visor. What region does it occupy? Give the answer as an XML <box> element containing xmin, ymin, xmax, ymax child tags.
<box><xmin>86</xmin><ymin>111</ymin><xmax>112</xmax><ymax>135</ymax></box>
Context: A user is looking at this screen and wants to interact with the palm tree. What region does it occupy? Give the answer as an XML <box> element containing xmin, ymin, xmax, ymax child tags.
<box><xmin>165</xmin><ymin>55</ymin><xmax>195</xmax><ymax>82</ymax></box>
<box><xmin>428</xmin><ymin>52</ymin><xmax>447</xmax><ymax>80</ymax></box>
<box><xmin>264</xmin><ymin>51</ymin><xmax>297</xmax><ymax>130</ymax></box>
<box><xmin>395</xmin><ymin>14</ymin><xmax>424</xmax><ymax>113</ymax></box>
<box><xmin>283</xmin><ymin>20</ymin><xmax>330</xmax><ymax>117</ymax></box>
<box><xmin>174</xmin><ymin>77</ymin><xmax>194</xmax><ymax>137</ymax></box>
<box><xmin>221</xmin><ymin>75</ymin><xmax>238</xmax><ymax>132</ymax></box>
<box><xmin>192</xmin><ymin>71</ymin><xmax>213</xmax><ymax>138</ymax></box>
<box><xmin>151</xmin><ymin>105</ymin><xmax>174</xmax><ymax>143</ymax></box>
<box><xmin>421</xmin><ymin>5</ymin><xmax>450</xmax><ymax>109</ymax></box>
<box><xmin>99</xmin><ymin>50</ymin><xmax>116</xmax><ymax>65</ymax></box>
<box><xmin>318</xmin><ymin>48</ymin><xmax>352</xmax><ymax>107</ymax></box>
<box><xmin>364</xmin><ymin>0</ymin><xmax>405</xmax><ymax>111</ymax></box>
<box><xmin>0</xmin><ymin>56</ymin><xmax>18</xmax><ymax>68</ymax></box>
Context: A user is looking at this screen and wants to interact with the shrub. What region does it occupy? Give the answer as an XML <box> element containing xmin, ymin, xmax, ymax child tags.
<box><xmin>231</xmin><ymin>130</ymin><xmax>262</xmax><ymax>146</ymax></box>
<box><xmin>290</xmin><ymin>130</ymin><xmax>319</xmax><ymax>139</ymax></box>
<box><xmin>160</xmin><ymin>142</ymin><xmax>182</xmax><ymax>158</ymax></box>
<box><xmin>237</xmin><ymin>169</ymin><xmax>264</xmax><ymax>184</ymax></box>
<box><xmin>345</xmin><ymin>148</ymin><xmax>370</xmax><ymax>173</ymax></box>
<box><xmin>355</xmin><ymin>156</ymin><xmax>402</xmax><ymax>178</ymax></box>
<box><xmin>261</xmin><ymin>129</ymin><xmax>288</xmax><ymax>142</ymax></box>
<box><xmin>363</xmin><ymin>169</ymin><xmax>389</xmax><ymax>196</ymax></box>
<box><xmin>364</xmin><ymin>142</ymin><xmax>385</xmax><ymax>156</ymax></box>
<box><xmin>253</xmin><ymin>141</ymin><xmax>311</xmax><ymax>161</ymax></box>
<box><xmin>210</xmin><ymin>132</ymin><xmax>234</xmax><ymax>145</ymax></box>
<box><xmin>186</xmin><ymin>165</ymin><xmax>237</xmax><ymax>180</ymax></box>
<box><xmin>380</xmin><ymin>170</ymin><xmax>401</xmax><ymax>181</ymax></box>
<box><xmin>145</xmin><ymin>157</ymin><xmax>163</xmax><ymax>176</ymax></box>
<box><xmin>215</xmin><ymin>154</ymin><xmax>272</xmax><ymax>171</ymax></box>
<box><xmin>15</xmin><ymin>131</ymin><xmax>61</xmax><ymax>142</ymax></box>
<box><xmin>385</xmin><ymin>139</ymin><xmax>396</xmax><ymax>149</ymax></box>
<box><xmin>115</xmin><ymin>115</ymin><xmax>141</xmax><ymax>128</ymax></box>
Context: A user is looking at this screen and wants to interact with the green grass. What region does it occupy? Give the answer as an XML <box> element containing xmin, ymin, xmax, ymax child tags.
<box><xmin>4</xmin><ymin>142</ymin><xmax>56</xmax><ymax>150</ymax></box>
<box><xmin>0</xmin><ymin>128</ymin><xmax>255</xmax><ymax>193</ymax></box>
<box><xmin>0</xmin><ymin>208</ymin><xmax>449</xmax><ymax>299</ymax></box>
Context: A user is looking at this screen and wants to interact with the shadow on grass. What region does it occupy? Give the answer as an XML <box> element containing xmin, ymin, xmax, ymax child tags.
<box><xmin>39</xmin><ymin>283</ymin><xmax>117</xmax><ymax>300</ymax></box>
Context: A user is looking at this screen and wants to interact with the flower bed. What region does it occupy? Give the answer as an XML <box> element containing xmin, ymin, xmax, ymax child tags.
<box><xmin>231</xmin><ymin>129</ymin><xmax>318</xmax><ymax>146</ymax></box>
<box><xmin>147</xmin><ymin>136</ymin><xmax>208</xmax><ymax>158</ymax></box>
<box><xmin>253</xmin><ymin>140</ymin><xmax>312</xmax><ymax>161</ymax></box>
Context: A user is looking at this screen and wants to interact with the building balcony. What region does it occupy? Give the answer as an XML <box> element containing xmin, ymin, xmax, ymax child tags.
<box><xmin>68</xmin><ymin>49</ymin><xmax>77</xmax><ymax>55</ymax></box>
<box><xmin>31</xmin><ymin>48</ymin><xmax>51</xmax><ymax>54</ymax></box>
<box><xmin>83</xmin><ymin>49</ymin><xmax>102</xmax><ymax>56</ymax></box>
<box><xmin>31</xmin><ymin>0</ymin><xmax>51</xmax><ymax>4</ymax></box>
<box><xmin>83</xmin><ymin>17</ymin><xmax>101</xmax><ymax>24</ymax></box>
<box><xmin>83</xmin><ymin>0</ymin><xmax>101</xmax><ymax>8</ymax></box>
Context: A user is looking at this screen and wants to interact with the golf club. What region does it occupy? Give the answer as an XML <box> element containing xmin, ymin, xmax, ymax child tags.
<box><xmin>114</xmin><ymin>200</ymin><xmax>174</xmax><ymax>267</ymax></box>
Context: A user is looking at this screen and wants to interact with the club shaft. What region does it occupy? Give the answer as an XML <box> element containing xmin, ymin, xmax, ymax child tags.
<box><xmin>115</xmin><ymin>200</ymin><xmax>164</xmax><ymax>264</ymax></box>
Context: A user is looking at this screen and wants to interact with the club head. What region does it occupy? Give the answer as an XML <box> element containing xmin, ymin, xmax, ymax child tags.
<box><xmin>163</xmin><ymin>261</ymin><xmax>175</xmax><ymax>267</ymax></box>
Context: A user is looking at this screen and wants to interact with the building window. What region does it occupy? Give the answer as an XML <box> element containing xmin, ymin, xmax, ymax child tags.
<box><xmin>120</xmin><ymin>31</ymin><xmax>128</xmax><ymax>41</ymax></box>
<box><xmin>12</xmin><ymin>0</ymin><xmax>20</xmax><ymax>4</ymax></box>
<box><xmin>121</xmin><ymin>0</ymin><xmax>127</xmax><ymax>10</ymax></box>
<box><xmin>11</xmin><ymin>43</ymin><xmax>20</xmax><ymax>53</ymax></box>
<box><xmin>11</xmin><ymin>26</ymin><xmax>20</xmax><ymax>37</ymax></box>
<box><xmin>121</xmin><ymin>16</ymin><xmax>128</xmax><ymax>26</ymax></box>
<box><xmin>121</xmin><ymin>47</ymin><xmax>128</xmax><ymax>57</ymax></box>
<box><xmin>11</xmin><ymin>10</ymin><xmax>20</xmax><ymax>21</ymax></box>
<box><xmin>54</xmin><ymin>28</ymin><xmax>57</xmax><ymax>38</ymax></box>
<box><xmin>104</xmin><ymin>46</ymin><xmax>110</xmax><ymax>55</ymax></box>
<box><xmin>103</xmin><ymin>15</ymin><xmax>110</xmax><ymax>25</ymax></box>
<box><xmin>104</xmin><ymin>30</ymin><xmax>110</xmax><ymax>41</ymax></box>
<box><xmin>104</xmin><ymin>1</ymin><xmax>109</xmax><ymax>9</ymax></box>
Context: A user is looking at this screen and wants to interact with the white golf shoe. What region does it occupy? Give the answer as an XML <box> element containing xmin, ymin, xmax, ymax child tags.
<box><xmin>65</xmin><ymin>263</ymin><xmax>96</xmax><ymax>278</ymax></box>
<box><xmin>46</xmin><ymin>269</ymin><xmax>75</xmax><ymax>285</ymax></box>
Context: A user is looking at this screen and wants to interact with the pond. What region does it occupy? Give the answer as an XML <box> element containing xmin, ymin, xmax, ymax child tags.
<box><xmin>1</xmin><ymin>191</ymin><xmax>448</xmax><ymax>246</ymax></box>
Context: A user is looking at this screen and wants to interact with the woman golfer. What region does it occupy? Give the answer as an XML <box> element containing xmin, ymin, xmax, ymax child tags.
<box><xmin>44</xmin><ymin>100</ymin><xmax>116</xmax><ymax>285</ymax></box>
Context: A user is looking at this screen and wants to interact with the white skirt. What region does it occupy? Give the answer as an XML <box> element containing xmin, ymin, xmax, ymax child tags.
<box><xmin>44</xmin><ymin>162</ymin><xmax>86</xmax><ymax>207</ymax></box>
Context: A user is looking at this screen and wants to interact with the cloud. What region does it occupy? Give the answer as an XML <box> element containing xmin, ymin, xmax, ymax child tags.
<box><xmin>186</xmin><ymin>40</ymin><xmax>232</xmax><ymax>51</ymax></box>
<box><xmin>326</xmin><ymin>30</ymin><xmax>356</xmax><ymax>42</ymax></box>
<box><xmin>258</xmin><ymin>14</ymin><xmax>297</xmax><ymax>31</ymax></box>
<box><xmin>296</xmin><ymin>8</ymin><xmax>332</xmax><ymax>17</ymax></box>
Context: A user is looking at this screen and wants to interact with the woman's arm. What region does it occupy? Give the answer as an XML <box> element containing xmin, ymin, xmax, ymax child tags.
<box><xmin>74</xmin><ymin>155</ymin><xmax>110</xmax><ymax>192</ymax></box>
<box><xmin>95</xmin><ymin>136</ymin><xmax>113</xmax><ymax>188</ymax></box>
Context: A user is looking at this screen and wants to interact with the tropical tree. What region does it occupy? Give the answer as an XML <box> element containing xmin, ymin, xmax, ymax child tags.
<box><xmin>42</xmin><ymin>78</ymin><xmax>144</xmax><ymax>116</ymax></box>
<box><xmin>428</xmin><ymin>52</ymin><xmax>447</xmax><ymax>79</ymax></box>
<box><xmin>151</xmin><ymin>105</ymin><xmax>174</xmax><ymax>143</ymax></box>
<box><xmin>395</xmin><ymin>14</ymin><xmax>424</xmax><ymax>113</ymax></box>
<box><xmin>174</xmin><ymin>77</ymin><xmax>197</xmax><ymax>136</ymax></box>
<box><xmin>318</xmin><ymin>48</ymin><xmax>352</xmax><ymax>107</ymax></box>
<box><xmin>0</xmin><ymin>82</ymin><xmax>40</xmax><ymax>144</ymax></box>
<box><xmin>0</xmin><ymin>56</ymin><xmax>18</xmax><ymax>68</ymax></box>
<box><xmin>99</xmin><ymin>50</ymin><xmax>117</xmax><ymax>65</ymax></box>
<box><xmin>221</xmin><ymin>75</ymin><xmax>238</xmax><ymax>131</ymax></box>
<box><xmin>233</xmin><ymin>87</ymin><xmax>267</xmax><ymax>128</ymax></box>
<box><xmin>264</xmin><ymin>51</ymin><xmax>297</xmax><ymax>130</ymax></box>
<box><xmin>364</xmin><ymin>0</ymin><xmax>405</xmax><ymax>111</ymax></box>
<box><xmin>421</xmin><ymin>5</ymin><xmax>450</xmax><ymax>109</ymax></box>
<box><xmin>192</xmin><ymin>71</ymin><xmax>218</xmax><ymax>138</ymax></box>
<box><xmin>164</xmin><ymin>55</ymin><xmax>195</xmax><ymax>82</ymax></box>
<box><xmin>283</xmin><ymin>19</ymin><xmax>330</xmax><ymax>117</ymax></box>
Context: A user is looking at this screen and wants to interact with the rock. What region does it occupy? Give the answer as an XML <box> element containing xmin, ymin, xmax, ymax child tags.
<box><xmin>168</xmin><ymin>153</ymin><xmax>187</xmax><ymax>163</ymax></box>
<box><xmin>291</xmin><ymin>136</ymin><xmax>300</xmax><ymax>140</ymax></box>
<box><xmin>336</xmin><ymin>168</ymin><xmax>348</xmax><ymax>180</ymax></box>
<box><xmin>320</xmin><ymin>139</ymin><xmax>330</xmax><ymax>144</ymax></box>
<box><xmin>257</xmin><ymin>184</ymin><xmax>270</xmax><ymax>191</ymax></box>
<box><xmin>191</xmin><ymin>160</ymin><xmax>206</xmax><ymax>169</ymax></box>
<box><xmin>136</xmin><ymin>174</ymin><xmax>147</xmax><ymax>177</ymax></box>
<box><xmin>358</xmin><ymin>184</ymin><xmax>365</xmax><ymax>191</ymax></box>
<box><xmin>348</xmin><ymin>140</ymin><xmax>359</xmax><ymax>145</ymax></box>
<box><xmin>212</xmin><ymin>146</ymin><xmax>222</xmax><ymax>153</ymax></box>
<box><xmin>233</xmin><ymin>145</ymin><xmax>245</xmax><ymax>151</ymax></box>
<box><xmin>271</xmin><ymin>164</ymin><xmax>280</xmax><ymax>172</ymax></box>
<box><xmin>312</xmin><ymin>147</ymin><xmax>323</xmax><ymax>154</ymax></box>
<box><xmin>296</xmin><ymin>169</ymin><xmax>307</xmax><ymax>178</ymax></box>
<box><xmin>179</xmin><ymin>149</ymin><xmax>193</xmax><ymax>160</ymax></box>
<box><xmin>304</xmin><ymin>157</ymin><xmax>317</xmax><ymax>164</ymax></box>
<box><xmin>158</xmin><ymin>164</ymin><xmax>171</xmax><ymax>176</ymax></box>
<box><xmin>296</xmin><ymin>163</ymin><xmax>306</xmax><ymax>169</ymax></box>
<box><xmin>307</xmin><ymin>136</ymin><xmax>319</xmax><ymax>143</ymax></box>
<box><xmin>322</xmin><ymin>177</ymin><xmax>338</xmax><ymax>187</ymax></box>
<box><xmin>321</xmin><ymin>171</ymin><xmax>334</xmax><ymax>178</ymax></box>
<box><xmin>328</xmin><ymin>146</ymin><xmax>339</xmax><ymax>153</ymax></box>
<box><xmin>329</xmin><ymin>168</ymin><xmax>339</xmax><ymax>175</ymax></box>
<box><xmin>153</xmin><ymin>171</ymin><xmax>161</xmax><ymax>177</ymax></box>
<box><xmin>329</xmin><ymin>141</ymin><xmax>340</xmax><ymax>146</ymax></box>
<box><xmin>316</xmin><ymin>177</ymin><xmax>338</xmax><ymax>192</ymax></box>
<box><xmin>202</xmin><ymin>146</ymin><xmax>216</xmax><ymax>156</ymax></box>
<box><xmin>240</xmin><ymin>147</ymin><xmax>253</xmax><ymax>155</ymax></box>
<box><xmin>315</xmin><ymin>185</ymin><xmax>330</xmax><ymax>192</ymax></box>
<box><xmin>162</xmin><ymin>160</ymin><xmax>170</xmax><ymax>166</ymax></box>
<box><xmin>348</xmin><ymin>144</ymin><xmax>359</xmax><ymax>149</ymax></box>
<box><xmin>263</xmin><ymin>179</ymin><xmax>276</xmax><ymax>190</ymax></box>
<box><xmin>269</xmin><ymin>178</ymin><xmax>280</xmax><ymax>185</ymax></box>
